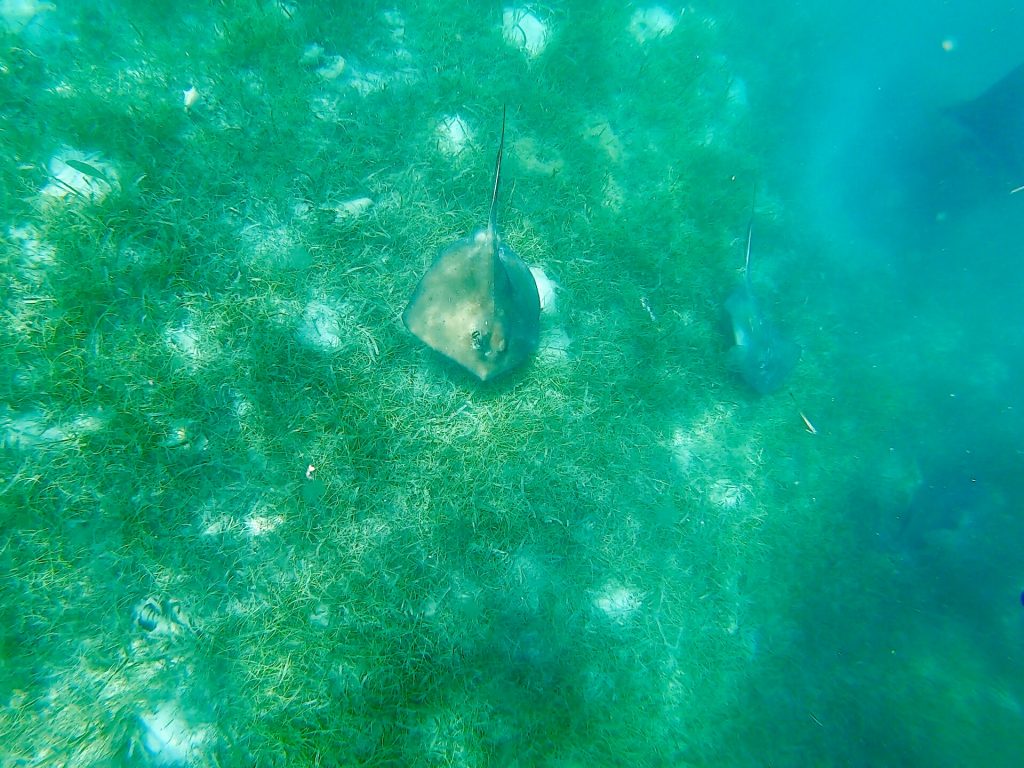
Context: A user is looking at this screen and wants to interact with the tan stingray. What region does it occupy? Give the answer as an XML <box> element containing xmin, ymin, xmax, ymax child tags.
<box><xmin>403</xmin><ymin>108</ymin><xmax>540</xmax><ymax>381</ymax></box>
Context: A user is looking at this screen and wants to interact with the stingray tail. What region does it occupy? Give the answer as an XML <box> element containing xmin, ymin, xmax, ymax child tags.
<box><xmin>488</xmin><ymin>105</ymin><xmax>507</xmax><ymax>239</ymax></box>
<box><xmin>744</xmin><ymin>211</ymin><xmax>753</xmax><ymax>276</ymax></box>
<box><xmin>743</xmin><ymin>185</ymin><xmax>757</xmax><ymax>286</ymax></box>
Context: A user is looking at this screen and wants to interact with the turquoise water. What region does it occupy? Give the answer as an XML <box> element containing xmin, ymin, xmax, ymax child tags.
<box><xmin>1</xmin><ymin>1</ymin><xmax>1022</xmax><ymax>765</ymax></box>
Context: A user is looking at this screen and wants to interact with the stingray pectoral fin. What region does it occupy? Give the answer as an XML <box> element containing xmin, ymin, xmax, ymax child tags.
<box><xmin>404</xmin><ymin>235</ymin><xmax>496</xmax><ymax>378</ymax></box>
<box><xmin>725</xmin><ymin>285</ymin><xmax>760</xmax><ymax>348</ymax></box>
<box><xmin>951</xmin><ymin>62</ymin><xmax>1024</xmax><ymax>177</ymax></box>
<box><xmin>749</xmin><ymin>336</ymin><xmax>801</xmax><ymax>394</ymax></box>
<box><xmin>404</xmin><ymin>233</ymin><xmax>540</xmax><ymax>381</ymax></box>
<box><xmin>728</xmin><ymin>333</ymin><xmax>801</xmax><ymax>395</ymax></box>
<box><xmin>493</xmin><ymin>244</ymin><xmax>541</xmax><ymax>353</ymax></box>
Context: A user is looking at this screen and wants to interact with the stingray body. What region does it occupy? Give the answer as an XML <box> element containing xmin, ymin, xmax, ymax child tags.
<box><xmin>403</xmin><ymin>109</ymin><xmax>540</xmax><ymax>381</ymax></box>
<box><xmin>724</xmin><ymin>216</ymin><xmax>800</xmax><ymax>394</ymax></box>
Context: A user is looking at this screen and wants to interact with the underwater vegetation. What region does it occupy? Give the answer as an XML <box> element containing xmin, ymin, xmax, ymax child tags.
<box><xmin>2</xmin><ymin>1</ymin><xmax>1018</xmax><ymax>767</ymax></box>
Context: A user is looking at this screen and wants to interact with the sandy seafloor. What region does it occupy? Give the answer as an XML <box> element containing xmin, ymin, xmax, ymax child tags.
<box><xmin>1</xmin><ymin>1</ymin><xmax>1022</xmax><ymax>766</ymax></box>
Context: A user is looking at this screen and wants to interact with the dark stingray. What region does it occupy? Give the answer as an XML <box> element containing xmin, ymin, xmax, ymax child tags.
<box><xmin>949</xmin><ymin>61</ymin><xmax>1024</xmax><ymax>187</ymax></box>
<box><xmin>724</xmin><ymin>214</ymin><xmax>800</xmax><ymax>394</ymax></box>
<box><xmin>403</xmin><ymin>108</ymin><xmax>540</xmax><ymax>381</ymax></box>
<box><xmin>896</xmin><ymin>471</ymin><xmax>984</xmax><ymax>554</ymax></box>
<box><xmin>829</xmin><ymin>61</ymin><xmax>1024</xmax><ymax>247</ymax></box>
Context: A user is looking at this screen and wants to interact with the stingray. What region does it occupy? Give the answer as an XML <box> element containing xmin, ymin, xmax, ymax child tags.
<box><xmin>724</xmin><ymin>213</ymin><xmax>800</xmax><ymax>395</ymax></box>
<box><xmin>403</xmin><ymin>108</ymin><xmax>540</xmax><ymax>381</ymax></box>
<box><xmin>948</xmin><ymin>61</ymin><xmax>1024</xmax><ymax>186</ymax></box>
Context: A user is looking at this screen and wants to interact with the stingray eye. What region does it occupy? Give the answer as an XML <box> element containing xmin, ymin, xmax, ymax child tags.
<box><xmin>470</xmin><ymin>329</ymin><xmax>483</xmax><ymax>350</ymax></box>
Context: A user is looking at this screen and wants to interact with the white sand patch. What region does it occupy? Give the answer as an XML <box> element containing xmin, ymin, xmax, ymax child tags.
<box><xmin>8</xmin><ymin>223</ymin><xmax>55</xmax><ymax>274</ymax></box>
<box><xmin>165</xmin><ymin>321</ymin><xmax>203</xmax><ymax>362</ymax></box>
<box><xmin>708</xmin><ymin>478</ymin><xmax>746</xmax><ymax>509</ymax></box>
<box><xmin>195</xmin><ymin>490</ymin><xmax>255</xmax><ymax>537</ymax></box>
<box><xmin>602</xmin><ymin>175</ymin><xmax>625</xmax><ymax>212</ymax></box>
<box><xmin>348</xmin><ymin>67</ymin><xmax>392</xmax><ymax>95</ymax></box>
<box><xmin>238</xmin><ymin>220</ymin><xmax>314</xmax><ymax>270</ymax></box>
<box><xmin>670</xmin><ymin>404</ymin><xmax>766</xmax><ymax>513</ymax></box>
<box><xmin>382</xmin><ymin>8</ymin><xmax>409</xmax><ymax>54</ymax></box>
<box><xmin>583</xmin><ymin>117</ymin><xmax>625</xmax><ymax>163</ymax></box>
<box><xmin>246</xmin><ymin>512</ymin><xmax>284</xmax><ymax>537</ymax></box>
<box><xmin>670</xmin><ymin>428</ymin><xmax>696</xmax><ymax>471</ymax></box>
<box><xmin>305</xmin><ymin>11</ymin><xmax>417</xmax><ymax>94</ymax></box>
<box><xmin>157</xmin><ymin>420</ymin><xmax>207</xmax><ymax>451</ymax></box>
<box><xmin>670</xmin><ymin>403</ymin><xmax>739</xmax><ymax>473</ymax></box>
<box><xmin>231</xmin><ymin>390</ymin><xmax>254</xmax><ymax>420</ymax></box>
<box><xmin>0</xmin><ymin>408</ymin><xmax>108</xmax><ymax>450</ymax></box>
<box><xmin>136</xmin><ymin>700</ymin><xmax>207</xmax><ymax>767</ymax></box>
<box><xmin>727</xmin><ymin>77</ymin><xmax>749</xmax><ymax>111</ymax></box>
<box><xmin>529</xmin><ymin>265</ymin><xmax>558</xmax><ymax>314</ymax></box>
<box><xmin>334</xmin><ymin>195</ymin><xmax>374</xmax><ymax>219</ymax></box>
<box><xmin>40</xmin><ymin>149</ymin><xmax>120</xmax><ymax>205</ymax></box>
<box><xmin>629</xmin><ymin>7</ymin><xmax>678</xmax><ymax>44</ymax></box>
<box><xmin>511</xmin><ymin>135</ymin><xmax>564</xmax><ymax>176</ymax></box>
<box><xmin>70</xmin><ymin>411</ymin><xmax>105</xmax><ymax>434</ymax></box>
<box><xmin>241</xmin><ymin>221</ymin><xmax>292</xmax><ymax>263</ymax></box>
<box><xmin>297</xmin><ymin>299</ymin><xmax>346</xmax><ymax>349</ymax></box>
<box><xmin>243</xmin><ymin>499</ymin><xmax>286</xmax><ymax>537</ymax></box>
<box><xmin>316</xmin><ymin>54</ymin><xmax>347</xmax><ymax>81</ymax></box>
<box><xmin>593</xmin><ymin>582</ymin><xmax>643</xmax><ymax>622</ymax></box>
<box><xmin>502</xmin><ymin>7</ymin><xmax>551</xmax><ymax>59</ymax></box>
<box><xmin>538</xmin><ymin>326</ymin><xmax>571</xmax><ymax>364</ymax></box>
<box><xmin>309</xmin><ymin>603</ymin><xmax>331</xmax><ymax>628</ymax></box>
<box><xmin>306</xmin><ymin>17</ymin><xmax>416</xmax><ymax>94</ymax></box>
<box><xmin>1</xmin><ymin>410</ymin><xmax>63</xmax><ymax>448</ymax></box>
<box><xmin>199</xmin><ymin>514</ymin><xmax>238</xmax><ymax>537</ymax></box>
<box><xmin>0</xmin><ymin>0</ymin><xmax>54</xmax><ymax>34</ymax></box>
<box><xmin>301</xmin><ymin>42</ymin><xmax>324</xmax><ymax>65</ymax></box>
<box><xmin>435</xmin><ymin>114</ymin><xmax>473</xmax><ymax>156</ymax></box>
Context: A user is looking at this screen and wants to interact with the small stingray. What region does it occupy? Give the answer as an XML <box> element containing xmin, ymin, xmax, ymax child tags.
<box><xmin>724</xmin><ymin>212</ymin><xmax>800</xmax><ymax>394</ymax></box>
<box><xmin>403</xmin><ymin>108</ymin><xmax>540</xmax><ymax>381</ymax></box>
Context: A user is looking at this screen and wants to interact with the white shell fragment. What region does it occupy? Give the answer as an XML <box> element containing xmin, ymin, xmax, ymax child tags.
<box><xmin>502</xmin><ymin>7</ymin><xmax>551</xmax><ymax>59</ymax></box>
<box><xmin>629</xmin><ymin>7</ymin><xmax>678</xmax><ymax>44</ymax></box>
<box><xmin>530</xmin><ymin>265</ymin><xmax>558</xmax><ymax>314</ymax></box>
<box><xmin>435</xmin><ymin>114</ymin><xmax>473</xmax><ymax>156</ymax></box>
<box><xmin>334</xmin><ymin>196</ymin><xmax>373</xmax><ymax>219</ymax></box>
